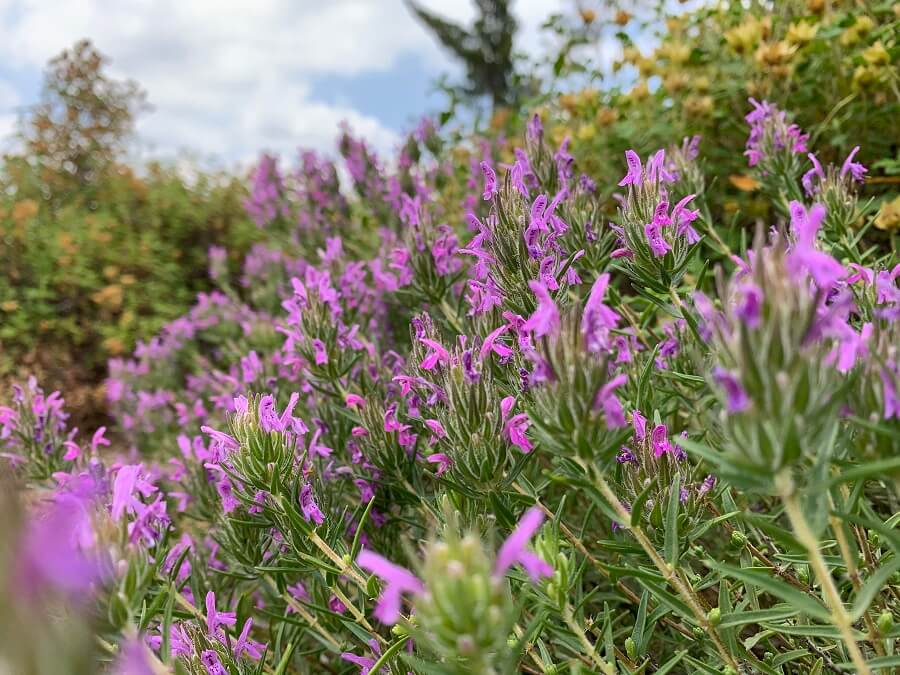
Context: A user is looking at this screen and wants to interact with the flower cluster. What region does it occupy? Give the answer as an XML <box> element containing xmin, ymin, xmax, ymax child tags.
<box><xmin>1</xmin><ymin>93</ymin><xmax>897</xmax><ymax>675</ymax></box>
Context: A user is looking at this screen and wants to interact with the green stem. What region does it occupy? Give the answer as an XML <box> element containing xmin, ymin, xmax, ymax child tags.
<box><xmin>779</xmin><ymin>484</ymin><xmax>871</xmax><ymax>675</ymax></box>
<box><xmin>588</xmin><ymin>465</ymin><xmax>739</xmax><ymax>671</ymax></box>
<box><xmin>367</xmin><ymin>636</ymin><xmax>412</xmax><ymax>674</ymax></box>
<box><xmin>562</xmin><ymin>607</ymin><xmax>617</xmax><ymax>675</ymax></box>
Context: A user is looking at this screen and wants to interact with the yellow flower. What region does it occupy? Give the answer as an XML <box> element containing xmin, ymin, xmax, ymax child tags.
<box><xmin>729</xmin><ymin>175</ymin><xmax>761</xmax><ymax>192</ymax></box>
<box><xmin>664</xmin><ymin>71</ymin><xmax>689</xmax><ymax>93</ymax></box>
<box><xmin>725</xmin><ymin>20</ymin><xmax>762</xmax><ymax>54</ymax></box>
<box><xmin>629</xmin><ymin>81</ymin><xmax>650</xmax><ymax>101</ymax></box>
<box><xmin>579</xmin><ymin>8</ymin><xmax>596</xmax><ymax>24</ymax></box>
<box><xmin>755</xmin><ymin>41</ymin><xmax>796</xmax><ymax>66</ymax></box>
<box><xmin>787</xmin><ymin>22</ymin><xmax>818</xmax><ymax>45</ymax></box>
<box><xmin>862</xmin><ymin>41</ymin><xmax>890</xmax><ymax>66</ymax></box>
<box><xmin>622</xmin><ymin>46</ymin><xmax>642</xmax><ymax>64</ymax></box>
<box><xmin>637</xmin><ymin>57</ymin><xmax>656</xmax><ymax>77</ymax></box>
<box><xmin>103</xmin><ymin>337</ymin><xmax>126</xmax><ymax>356</ymax></box>
<box><xmin>615</xmin><ymin>10</ymin><xmax>631</xmax><ymax>26</ymax></box>
<box><xmin>594</xmin><ymin>107</ymin><xmax>619</xmax><ymax>127</ymax></box>
<box><xmin>672</xmin><ymin>44</ymin><xmax>691</xmax><ymax>65</ymax></box>
<box><xmin>684</xmin><ymin>95</ymin><xmax>714</xmax><ymax>116</ymax></box>
<box><xmin>874</xmin><ymin>195</ymin><xmax>900</xmax><ymax>231</ymax></box>
<box><xmin>693</xmin><ymin>75</ymin><xmax>711</xmax><ymax>93</ymax></box>
<box><xmin>559</xmin><ymin>93</ymin><xmax>579</xmax><ymax>112</ymax></box>
<box><xmin>576</xmin><ymin>124</ymin><xmax>596</xmax><ymax>142</ymax></box>
<box><xmin>11</xmin><ymin>199</ymin><xmax>38</xmax><ymax>224</ymax></box>
<box><xmin>852</xmin><ymin>65</ymin><xmax>879</xmax><ymax>89</ymax></box>
<box><xmin>854</xmin><ymin>16</ymin><xmax>875</xmax><ymax>34</ymax></box>
<box><xmin>91</xmin><ymin>284</ymin><xmax>124</xmax><ymax>311</ymax></box>
<box><xmin>578</xmin><ymin>88</ymin><xmax>598</xmax><ymax>106</ymax></box>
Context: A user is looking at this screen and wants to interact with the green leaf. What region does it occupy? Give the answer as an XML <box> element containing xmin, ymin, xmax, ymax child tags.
<box><xmin>836</xmin><ymin>655</ymin><xmax>900</xmax><ymax>671</ymax></box>
<box><xmin>631</xmin><ymin>591</ymin><xmax>649</xmax><ymax>654</ymax></box>
<box><xmin>655</xmin><ymin>650</ymin><xmax>687</xmax><ymax>675</ymax></box>
<box><xmin>630</xmin><ymin>480</ymin><xmax>655</xmax><ymax>528</ymax></box>
<box><xmin>665</xmin><ymin>475</ymin><xmax>680</xmax><ymax>566</ymax></box>
<box><xmin>850</xmin><ymin>555</ymin><xmax>900</xmax><ymax>621</ymax></box>
<box><xmin>718</xmin><ymin>605</ymin><xmax>798</xmax><ymax>628</ymax></box>
<box><xmin>713</xmin><ymin>563</ymin><xmax>830</xmax><ymax>621</ymax></box>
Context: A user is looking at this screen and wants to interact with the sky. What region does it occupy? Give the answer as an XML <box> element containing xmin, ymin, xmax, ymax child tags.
<box><xmin>0</xmin><ymin>0</ymin><xmax>576</xmax><ymax>167</ymax></box>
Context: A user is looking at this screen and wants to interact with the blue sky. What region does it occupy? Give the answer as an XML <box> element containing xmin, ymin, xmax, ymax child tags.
<box><xmin>0</xmin><ymin>0</ymin><xmax>577</xmax><ymax>167</ymax></box>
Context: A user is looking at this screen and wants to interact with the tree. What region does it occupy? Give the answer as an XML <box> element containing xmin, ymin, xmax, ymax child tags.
<box><xmin>406</xmin><ymin>0</ymin><xmax>528</xmax><ymax>109</ymax></box>
<box><xmin>17</xmin><ymin>39</ymin><xmax>148</xmax><ymax>200</ymax></box>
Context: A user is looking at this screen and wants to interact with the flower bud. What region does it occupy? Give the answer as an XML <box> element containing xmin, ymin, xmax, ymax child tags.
<box><xmin>625</xmin><ymin>636</ymin><xmax>637</xmax><ymax>660</ymax></box>
<box><xmin>707</xmin><ymin>608</ymin><xmax>722</xmax><ymax>627</ymax></box>
<box><xmin>878</xmin><ymin>610</ymin><xmax>894</xmax><ymax>635</ymax></box>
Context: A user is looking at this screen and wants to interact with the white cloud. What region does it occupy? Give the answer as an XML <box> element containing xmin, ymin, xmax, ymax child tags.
<box><xmin>0</xmin><ymin>0</ymin><xmax>566</xmax><ymax>166</ymax></box>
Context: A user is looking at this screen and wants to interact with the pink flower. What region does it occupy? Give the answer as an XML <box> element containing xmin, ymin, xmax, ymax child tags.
<box><xmin>650</xmin><ymin>424</ymin><xmax>672</xmax><ymax>457</ymax></box>
<box><xmin>356</xmin><ymin>550</ymin><xmax>424</xmax><ymax>624</ymax></box>
<box><xmin>713</xmin><ymin>367</ymin><xmax>750</xmax><ymax>413</ymax></box>
<box><xmin>426</xmin><ymin>452</ymin><xmax>451</xmax><ymax>476</ymax></box>
<box><xmin>501</xmin><ymin>396</ymin><xmax>533</xmax><ymax>453</ymax></box>
<box><xmin>494</xmin><ymin>506</ymin><xmax>553</xmax><ymax>582</ymax></box>
<box><xmin>91</xmin><ymin>426</ymin><xmax>111</xmax><ymax>453</ymax></box>
<box><xmin>419</xmin><ymin>338</ymin><xmax>450</xmax><ymax>370</ymax></box>
<box><xmin>594</xmin><ymin>375</ymin><xmax>627</xmax><ymax>429</ymax></box>
<box><xmin>645</xmin><ymin>220</ymin><xmax>671</xmax><ymax>257</ymax></box>
<box><xmin>205</xmin><ymin>591</ymin><xmax>236</xmax><ymax>639</ymax></box>
<box><xmin>522</xmin><ymin>281</ymin><xmax>560</xmax><ymax>339</ymax></box>
<box><xmin>480</xmin><ymin>324</ymin><xmax>513</xmax><ymax>360</ymax></box>
<box><xmin>480</xmin><ymin>161</ymin><xmax>498</xmax><ymax>200</ymax></box>
<box><xmin>582</xmin><ymin>273</ymin><xmax>620</xmax><ymax>351</ymax></box>
<box><xmin>786</xmin><ymin>201</ymin><xmax>844</xmax><ymax>291</ymax></box>
<box><xmin>618</xmin><ymin>150</ymin><xmax>643</xmax><ymax>187</ymax></box>
<box><xmin>300</xmin><ymin>483</ymin><xmax>325</xmax><ymax>525</ymax></box>
<box><xmin>345</xmin><ymin>394</ymin><xmax>366</xmax><ymax>409</ymax></box>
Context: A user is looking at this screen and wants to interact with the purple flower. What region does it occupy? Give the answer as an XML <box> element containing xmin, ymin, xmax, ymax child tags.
<box><xmin>881</xmin><ymin>368</ymin><xmax>898</xmax><ymax>420</ymax></box>
<box><xmin>698</xmin><ymin>474</ymin><xmax>717</xmax><ymax>497</ymax></box>
<box><xmin>618</xmin><ymin>150</ymin><xmax>643</xmax><ymax>187</ymax></box>
<box><xmin>786</xmin><ymin>201</ymin><xmax>845</xmax><ymax>290</ymax></box>
<box><xmin>522</xmin><ymin>281</ymin><xmax>560</xmax><ymax>338</ymax></box>
<box><xmin>205</xmin><ymin>591</ymin><xmax>237</xmax><ymax>639</ymax></box>
<box><xmin>201</xmin><ymin>650</ymin><xmax>227</xmax><ymax>675</ymax></box>
<box><xmin>480</xmin><ymin>161</ymin><xmax>498</xmax><ymax>200</ymax></box>
<box><xmin>735</xmin><ymin>282</ymin><xmax>763</xmax><ymax>329</ymax></box>
<box><xmin>115</xmin><ymin>639</ymin><xmax>154</xmax><ymax>675</ymax></box>
<box><xmin>200</xmin><ymin>425</ymin><xmax>240</xmax><ymax>453</ymax></box>
<box><xmin>594</xmin><ymin>375</ymin><xmax>627</xmax><ymax>429</ymax></box>
<box><xmin>234</xmin><ymin>618</ymin><xmax>265</xmax><ymax>660</ymax></box>
<box><xmin>501</xmin><ymin>396</ymin><xmax>534</xmax><ymax>453</ymax></box>
<box><xmin>582</xmin><ymin>273</ymin><xmax>620</xmax><ymax>352</ymax></box>
<box><xmin>840</xmin><ymin>146</ymin><xmax>867</xmax><ymax>183</ymax></box>
<box><xmin>480</xmin><ymin>324</ymin><xmax>513</xmax><ymax>361</ymax></box>
<box><xmin>15</xmin><ymin>492</ymin><xmax>99</xmax><ymax>600</ymax></box>
<box><xmin>631</xmin><ymin>410</ymin><xmax>647</xmax><ymax>441</ymax></box>
<box><xmin>494</xmin><ymin>506</ymin><xmax>553</xmax><ymax>582</ymax></box>
<box><xmin>650</xmin><ymin>424</ymin><xmax>672</xmax><ymax>457</ymax></box>
<box><xmin>645</xmin><ymin>220</ymin><xmax>671</xmax><ymax>257</ymax></box>
<box><xmin>357</xmin><ymin>550</ymin><xmax>424</xmax><ymax>624</ymax></box>
<box><xmin>419</xmin><ymin>337</ymin><xmax>451</xmax><ymax>371</ymax></box>
<box><xmin>426</xmin><ymin>452</ymin><xmax>451</xmax><ymax>476</ymax></box>
<box><xmin>713</xmin><ymin>367</ymin><xmax>750</xmax><ymax>413</ymax></box>
<box><xmin>342</xmin><ymin>640</ymin><xmax>382</xmax><ymax>675</ymax></box>
<box><xmin>300</xmin><ymin>483</ymin><xmax>325</xmax><ymax>525</ymax></box>
<box><xmin>802</xmin><ymin>153</ymin><xmax>826</xmax><ymax>195</ymax></box>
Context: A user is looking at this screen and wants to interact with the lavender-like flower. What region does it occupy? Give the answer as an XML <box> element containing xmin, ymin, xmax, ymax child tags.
<box><xmin>357</xmin><ymin>550</ymin><xmax>425</xmax><ymax>624</ymax></box>
<box><xmin>494</xmin><ymin>506</ymin><xmax>553</xmax><ymax>582</ymax></box>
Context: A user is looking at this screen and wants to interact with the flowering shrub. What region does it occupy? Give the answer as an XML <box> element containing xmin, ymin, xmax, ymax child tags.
<box><xmin>1</xmin><ymin>85</ymin><xmax>899</xmax><ymax>675</ymax></box>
